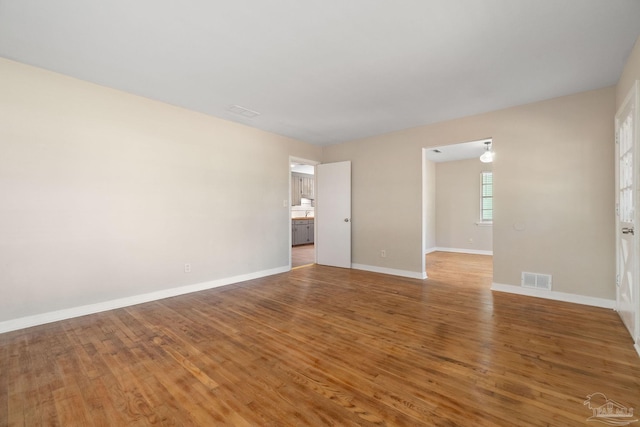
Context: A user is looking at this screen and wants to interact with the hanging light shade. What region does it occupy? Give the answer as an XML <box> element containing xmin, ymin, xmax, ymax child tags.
<box><xmin>480</xmin><ymin>141</ymin><xmax>494</xmax><ymax>163</ymax></box>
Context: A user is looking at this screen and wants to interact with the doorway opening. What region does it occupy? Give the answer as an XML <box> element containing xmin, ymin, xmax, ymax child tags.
<box><xmin>290</xmin><ymin>157</ymin><xmax>318</xmax><ymax>268</ymax></box>
<box><xmin>422</xmin><ymin>139</ymin><xmax>494</xmax><ymax>280</ymax></box>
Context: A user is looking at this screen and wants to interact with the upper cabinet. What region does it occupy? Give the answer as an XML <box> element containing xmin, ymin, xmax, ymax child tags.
<box><xmin>291</xmin><ymin>172</ymin><xmax>314</xmax><ymax>206</ymax></box>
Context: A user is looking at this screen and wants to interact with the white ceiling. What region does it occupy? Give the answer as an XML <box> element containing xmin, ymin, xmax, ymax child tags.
<box><xmin>1</xmin><ymin>1</ymin><xmax>639</xmax><ymax>146</ymax></box>
<box><xmin>424</xmin><ymin>139</ymin><xmax>492</xmax><ymax>163</ymax></box>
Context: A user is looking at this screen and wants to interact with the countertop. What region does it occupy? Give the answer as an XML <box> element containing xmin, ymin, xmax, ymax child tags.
<box><xmin>292</xmin><ymin>217</ymin><xmax>314</xmax><ymax>221</ymax></box>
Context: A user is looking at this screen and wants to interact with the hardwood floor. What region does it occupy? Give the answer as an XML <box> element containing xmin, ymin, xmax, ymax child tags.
<box><xmin>292</xmin><ymin>244</ymin><xmax>315</xmax><ymax>268</ymax></box>
<box><xmin>2</xmin><ymin>252</ymin><xmax>639</xmax><ymax>426</ymax></box>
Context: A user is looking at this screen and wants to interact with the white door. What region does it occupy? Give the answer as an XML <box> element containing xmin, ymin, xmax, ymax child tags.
<box><xmin>616</xmin><ymin>80</ymin><xmax>640</xmax><ymax>346</ymax></box>
<box><xmin>316</xmin><ymin>161</ymin><xmax>351</xmax><ymax>268</ymax></box>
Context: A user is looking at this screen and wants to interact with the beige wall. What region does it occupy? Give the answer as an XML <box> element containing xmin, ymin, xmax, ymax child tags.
<box><xmin>324</xmin><ymin>86</ymin><xmax>615</xmax><ymax>299</ymax></box>
<box><xmin>617</xmin><ymin>36</ymin><xmax>640</xmax><ymax>109</ymax></box>
<box><xmin>323</xmin><ymin>135</ymin><xmax>423</xmax><ymax>274</ymax></box>
<box><xmin>0</xmin><ymin>58</ymin><xmax>321</xmax><ymax>322</ymax></box>
<box><xmin>435</xmin><ymin>158</ymin><xmax>492</xmax><ymax>252</ymax></box>
<box><xmin>3</xmin><ymin>43</ymin><xmax>629</xmax><ymax>324</ymax></box>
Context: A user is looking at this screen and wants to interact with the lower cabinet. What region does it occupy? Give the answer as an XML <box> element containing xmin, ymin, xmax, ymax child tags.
<box><xmin>292</xmin><ymin>219</ymin><xmax>314</xmax><ymax>245</ymax></box>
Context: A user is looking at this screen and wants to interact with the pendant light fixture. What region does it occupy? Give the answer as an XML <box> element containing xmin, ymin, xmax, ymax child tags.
<box><xmin>480</xmin><ymin>141</ymin><xmax>495</xmax><ymax>163</ymax></box>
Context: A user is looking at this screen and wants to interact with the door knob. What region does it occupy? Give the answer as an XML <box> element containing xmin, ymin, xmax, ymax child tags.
<box><xmin>622</xmin><ymin>227</ymin><xmax>634</xmax><ymax>235</ymax></box>
<box><xmin>344</xmin><ymin>218</ymin><xmax>350</xmax><ymax>222</ymax></box>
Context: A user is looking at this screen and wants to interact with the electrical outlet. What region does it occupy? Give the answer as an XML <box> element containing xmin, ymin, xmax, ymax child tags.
<box><xmin>380</xmin><ymin>249</ymin><xmax>386</xmax><ymax>258</ymax></box>
<box><xmin>184</xmin><ymin>263</ymin><xmax>191</xmax><ymax>273</ymax></box>
<box><xmin>283</xmin><ymin>199</ymin><xmax>288</xmax><ymax>207</ymax></box>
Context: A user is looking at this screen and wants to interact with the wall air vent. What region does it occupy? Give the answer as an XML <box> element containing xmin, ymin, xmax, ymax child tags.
<box><xmin>521</xmin><ymin>272</ymin><xmax>552</xmax><ymax>291</ymax></box>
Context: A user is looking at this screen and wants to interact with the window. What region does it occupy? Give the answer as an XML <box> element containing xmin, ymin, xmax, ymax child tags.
<box><xmin>480</xmin><ymin>171</ymin><xmax>493</xmax><ymax>223</ymax></box>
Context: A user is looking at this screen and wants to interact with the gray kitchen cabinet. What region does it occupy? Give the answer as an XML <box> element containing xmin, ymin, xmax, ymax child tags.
<box><xmin>292</xmin><ymin>219</ymin><xmax>314</xmax><ymax>245</ymax></box>
<box><xmin>291</xmin><ymin>173</ymin><xmax>314</xmax><ymax>206</ymax></box>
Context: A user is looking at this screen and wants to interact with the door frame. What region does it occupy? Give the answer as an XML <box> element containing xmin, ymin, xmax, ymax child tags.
<box><xmin>289</xmin><ymin>156</ymin><xmax>320</xmax><ymax>269</ymax></box>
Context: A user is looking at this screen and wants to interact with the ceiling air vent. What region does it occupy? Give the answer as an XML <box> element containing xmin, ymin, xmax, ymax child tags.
<box><xmin>228</xmin><ymin>104</ymin><xmax>261</xmax><ymax>118</ymax></box>
<box><xmin>521</xmin><ymin>272</ymin><xmax>552</xmax><ymax>291</ymax></box>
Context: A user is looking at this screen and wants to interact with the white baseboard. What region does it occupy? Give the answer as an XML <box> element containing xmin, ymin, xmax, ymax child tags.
<box><xmin>635</xmin><ymin>342</ymin><xmax>640</xmax><ymax>359</ymax></box>
<box><xmin>490</xmin><ymin>282</ymin><xmax>616</xmax><ymax>309</ymax></box>
<box><xmin>424</xmin><ymin>247</ymin><xmax>438</xmax><ymax>255</ymax></box>
<box><xmin>0</xmin><ymin>265</ymin><xmax>290</xmax><ymax>334</ymax></box>
<box><xmin>435</xmin><ymin>247</ymin><xmax>493</xmax><ymax>256</ymax></box>
<box><xmin>352</xmin><ymin>263</ymin><xmax>427</xmax><ymax>280</ymax></box>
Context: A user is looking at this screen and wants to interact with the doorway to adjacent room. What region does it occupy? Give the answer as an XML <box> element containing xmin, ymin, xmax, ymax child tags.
<box><xmin>290</xmin><ymin>157</ymin><xmax>317</xmax><ymax>268</ymax></box>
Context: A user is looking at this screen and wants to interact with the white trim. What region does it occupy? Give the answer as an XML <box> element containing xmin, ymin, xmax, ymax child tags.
<box><xmin>424</xmin><ymin>247</ymin><xmax>438</xmax><ymax>255</ymax></box>
<box><xmin>0</xmin><ymin>266</ymin><xmax>290</xmax><ymax>334</ymax></box>
<box><xmin>635</xmin><ymin>342</ymin><xmax>640</xmax><ymax>359</ymax></box>
<box><xmin>352</xmin><ymin>263</ymin><xmax>427</xmax><ymax>280</ymax></box>
<box><xmin>490</xmin><ymin>282</ymin><xmax>616</xmax><ymax>309</ymax></box>
<box><xmin>435</xmin><ymin>247</ymin><xmax>493</xmax><ymax>256</ymax></box>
